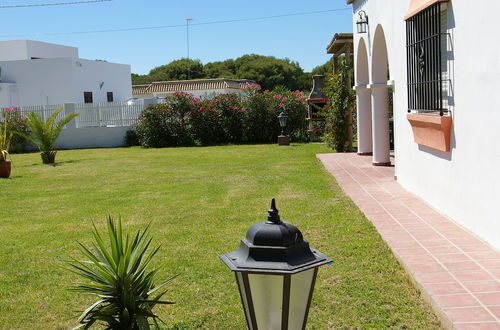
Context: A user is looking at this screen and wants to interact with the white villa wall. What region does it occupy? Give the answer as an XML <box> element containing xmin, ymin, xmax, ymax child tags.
<box><xmin>0</xmin><ymin>58</ymin><xmax>131</xmax><ymax>107</ymax></box>
<box><xmin>72</xmin><ymin>59</ymin><xmax>132</xmax><ymax>103</ymax></box>
<box><xmin>351</xmin><ymin>0</ymin><xmax>500</xmax><ymax>250</ymax></box>
<box><xmin>57</xmin><ymin>126</ymin><xmax>129</xmax><ymax>149</ymax></box>
<box><xmin>0</xmin><ymin>58</ymin><xmax>74</xmax><ymax>106</ymax></box>
<box><xmin>0</xmin><ymin>40</ymin><xmax>78</xmax><ymax>61</ymax></box>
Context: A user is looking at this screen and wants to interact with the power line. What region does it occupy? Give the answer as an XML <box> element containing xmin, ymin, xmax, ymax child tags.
<box><xmin>0</xmin><ymin>7</ymin><xmax>349</xmax><ymax>38</ymax></box>
<box><xmin>0</xmin><ymin>0</ymin><xmax>111</xmax><ymax>9</ymax></box>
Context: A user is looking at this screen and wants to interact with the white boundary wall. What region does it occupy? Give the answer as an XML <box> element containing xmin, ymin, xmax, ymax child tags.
<box><xmin>351</xmin><ymin>0</ymin><xmax>500</xmax><ymax>250</ymax></box>
<box><xmin>10</xmin><ymin>102</ymin><xmax>144</xmax><ymax>149</ymax></box>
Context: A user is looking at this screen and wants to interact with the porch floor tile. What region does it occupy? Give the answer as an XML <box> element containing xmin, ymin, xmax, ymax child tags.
<box><xmin>317</xmin><ymin>153</ymin><xmax>500</xmax><ymax>328</ymax></box>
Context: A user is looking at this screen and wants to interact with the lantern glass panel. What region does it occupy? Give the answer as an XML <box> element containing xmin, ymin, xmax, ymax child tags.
<box><xmin>236</xmin><ymin>272</ymin><xmax>254</xmax><ymax>330</ymax></box>
<box><xmin>248</xmin><ymin>273</ymin><xmax>284</xmax><ymax>329</ymax></box>
<box><xmin>288</xmin><ymin>268</ymin><xmax>315</xmax><ymax>330</ymax></box>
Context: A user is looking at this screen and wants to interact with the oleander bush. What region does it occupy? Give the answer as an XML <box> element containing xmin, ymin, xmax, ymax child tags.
<box><xmin>2</xmin><ymin>107</ymin><xmax>32</xmax><ymax>153</ymax></box>
<box><xmin>134</xmin><ymin>85</ymin><xmax>308</xmax><ymax>148</ymax></box>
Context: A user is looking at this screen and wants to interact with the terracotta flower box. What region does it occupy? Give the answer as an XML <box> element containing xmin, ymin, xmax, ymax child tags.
<box><xmin>407</xmin><ymin>113</ymin><xmax>452</xmax><ymax>152</ymax></box>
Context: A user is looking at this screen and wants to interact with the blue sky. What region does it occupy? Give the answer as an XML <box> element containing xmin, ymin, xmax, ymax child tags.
<box><xmin>0</xmin><ymin>0</ymin><xmax>353</xmax><ymax>74</ymax></box>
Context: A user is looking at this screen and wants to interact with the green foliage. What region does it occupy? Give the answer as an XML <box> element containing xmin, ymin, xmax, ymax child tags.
<box><xmin>132</xmin><ymin>55</ymin><xmax>312</xmax><ymax>91</ymax></box>
<box><xmin>134</xmin><ymin>92</ymin><xmax>196</xmax><ymax>148</ymax></box>
<box><xmin>68</xmin><ymin>216</ymin><xmax>176</xmax><ymax>329</ymax></box>
<box><xmin>323</xmin><ymin>55</ymin><xmax>355</xmax><ymax>152</ymax></box>
<box><xmin>20</xmin><ymin>108</ymin><xmax>79</xmax><ymax>164</ymax></box>
<box><xmin>132</xmin><ymin>59</ymin><xmax>205</xmax><ymax>84</ymax></box>
<box><xmin>134</xmin><ymin>87</ymin><xmax>308</xmax><ymax>147</ymax></box>
<box><xmin>124</xmin><ymin>129</ymin><xmax>140</xmax><ymax>147</ymax></box>
<box><xmin>5</xmin><ymin>108</ymin><xmax>32</xmax><ymax>153</ymax></box>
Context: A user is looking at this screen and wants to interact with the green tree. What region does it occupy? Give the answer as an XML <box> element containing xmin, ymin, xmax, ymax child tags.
<box><xmin>234</xmin><ymin>54</ymin><xmax>308</xmax><ymax>91</ymax></box>
<box><xmin>204</xmin><ymin>59</ymin><xmax>236</xmax><ymax>78</ymax></box>
<box><xmin>131</xmin><ymin>55</ymin><xmax>315</xmax><ymax>91</ymax></box>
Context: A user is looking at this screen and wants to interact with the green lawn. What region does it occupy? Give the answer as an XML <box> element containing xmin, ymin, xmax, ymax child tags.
<box><xmin>0</xmin><ymin>144</ymin><xmax>440</xmax><ymax>329</ymax></box>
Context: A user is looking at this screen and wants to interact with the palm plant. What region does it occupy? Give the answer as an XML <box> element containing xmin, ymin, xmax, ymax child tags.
<box><xmin>21</xmin><ymin>107</ymin><xmax>78</xmax><ymax>164</ymax></box>
<box><xmin>68</xmin><ymin>216</ymin><xmax>176</xmax><ymax>329</ymax></box>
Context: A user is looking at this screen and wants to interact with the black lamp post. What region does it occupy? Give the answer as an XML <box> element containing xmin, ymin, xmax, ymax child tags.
<box><xmin>356</xmin><ymin>10</ymin><xmax>369</xmax><ymax>34</ymax></box>
<box><xmin>219</xmin><ymin>199</ymin><xmax>331</xmax><ymax>330</ymax></box>
<box><xmin>277</xmin><ymin>111</ymin><xmax>290</xmax><ymax>146</ymax></box>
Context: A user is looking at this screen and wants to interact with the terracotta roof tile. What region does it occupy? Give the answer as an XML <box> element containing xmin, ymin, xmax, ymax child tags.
<box><xmin>132</xmin><ymin>78</ymin><xmax>257</xmax><ymax>95</ymax></box>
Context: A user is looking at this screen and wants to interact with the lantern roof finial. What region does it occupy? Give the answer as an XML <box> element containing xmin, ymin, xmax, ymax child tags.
<box><xmin>267</xmin><ymin>198</ymin><xmax>281</xmax><ymax>223</ymax></box>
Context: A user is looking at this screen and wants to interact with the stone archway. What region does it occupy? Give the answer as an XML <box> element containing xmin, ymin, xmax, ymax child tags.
<box><xmin>370</xmin><ymin>25</ymin><xmax>391</xmax><ymax>166</ymax></box>
<box><xmin>355</xmin><ymin>37</ymin><xmax>372</xmax><ymax>155</ymax></box>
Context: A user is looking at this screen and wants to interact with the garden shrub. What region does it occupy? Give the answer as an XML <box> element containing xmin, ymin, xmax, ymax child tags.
<box><xmin>208</xmin><ymin>93</ymin><xmax>244</xmax><ymax>143</ymax></box>
<box><xmin>190</xmin><ymin>98</ymin><xmax>224</xmax><ymax>145</ymax></box>
<box><xmin>242</xmin><ymin>85</ymin><xmax>308</xmax><ymax>143</ymax></box>
<box><xmin>134</xmin><ymin>92</ymin><xmax>196</xmax><ymax>147</ymax></box>
<box><xmin>135</xmin><ymin>85</ymin><xmax>309</xmax><ymax>148</ymax></box>
<box><xmin>134</xmin><ymin>104</ymin><xmax>173</xmax><ymax>148</ymax></box>
<box><xmin>3</xmin><ymin>107</ymin><xmax>32</xmax><ymax>153</ymax></box>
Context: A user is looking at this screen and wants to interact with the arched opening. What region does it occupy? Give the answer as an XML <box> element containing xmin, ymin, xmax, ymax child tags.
<box><xmin>370</xmin><ymin>25</ymin><xmax>391</xmax><ymax>166</ymax></box>
<box><xmin>355</xmin><ymin>38</ymin><xmax>372</xmax><ymax>155</ymax></box>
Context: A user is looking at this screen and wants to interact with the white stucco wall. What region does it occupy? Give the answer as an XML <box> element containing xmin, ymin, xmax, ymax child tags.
<box><xmin>72</xmin><ymin>59</ymin><xmax>132</xmax><ymax>103</ymax></box>
<box><xmin>0</xmin><ymin>58</ymin><xmax>131</xmax><ymax>107</ymax></box>
<box><xmin>351</xmin><ymin>0</ymin><xmax>500</xmax><ymax>250</ymax></box>
<box><xmin>0</xmin><ymin>40</ymin><xmax>78</xmax><ymax>61</ymax></box>
<box><xmin>57</xmin><ymin>126</ymin><xmax>130</xmax><ymax>149</ymax></box>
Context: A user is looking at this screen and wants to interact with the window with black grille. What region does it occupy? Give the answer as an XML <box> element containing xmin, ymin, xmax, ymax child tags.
<box><xmin>107</xmin><ymin>92</ymin><xmax>114</xmax><ymax>102</ymax></box>
<box><xmin>83</xmin><ymin>92</ymin><xmax>93</xmax><ymax>103</ymax></box>
<box><xmin>406</xmin><ymin>3</ymin><xmax>447</xmax><ymax>116</ymax></box>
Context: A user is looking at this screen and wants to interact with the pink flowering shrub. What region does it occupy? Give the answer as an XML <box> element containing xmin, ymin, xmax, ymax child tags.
<box><xmin>135</xmin><ymin>92</ymin><xmax>196</xmax><ymax>147</ymax></box>
<box><xmin>3</xmin><ymin>107</ymin><xmax>32</xmax><ymax>153</ymax></box>
<box><xmin>134</xmin><ymin>87</ymin><xmax>308</xmax><ymax>147</ymax></box>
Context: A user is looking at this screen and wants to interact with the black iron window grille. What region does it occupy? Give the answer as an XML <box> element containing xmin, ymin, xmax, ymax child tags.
<box><xmin>406</xmin><ymin>3</ymin><xmax>447</xmax><ymax>116</ymax></box>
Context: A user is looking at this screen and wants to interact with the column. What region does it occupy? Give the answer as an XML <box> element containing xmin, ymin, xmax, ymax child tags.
<box><xmin>369</xmin><ymin>83</ymin><xmax>391</xmax><ymax>166</ymax></box>
<box><xmin>354</xmin><ymin>85</ymin><xmax>373</xmax><ymax>155</ymax></box>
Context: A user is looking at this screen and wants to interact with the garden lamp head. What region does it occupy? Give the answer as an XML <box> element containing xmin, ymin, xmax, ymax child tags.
<box><xmin>219</xmin><ymin>199</ymin><xmax>331</xmax><ymax>330</ymax></box>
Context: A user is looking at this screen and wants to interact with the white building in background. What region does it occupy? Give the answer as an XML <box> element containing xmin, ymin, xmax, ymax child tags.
<box><xmin>0</xmin><ymin>40</ymin><xmax>132</xmax><ymax>107</ymax></box>
<box><xmin>132</xmin><ymin>78</ymin><xmax>258</xmax><ymax>99</ymax></box>
<box><xmin>347</xmin><ymin>0</ymin><xmax>500</xmax><ymax>250</ymax></box>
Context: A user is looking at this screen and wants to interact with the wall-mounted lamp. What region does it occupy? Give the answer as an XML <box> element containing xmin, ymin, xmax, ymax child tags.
<box><xmin>356</xmin><ymin>10</ymin><xmax>369</xmax><ymax>34</ymax></box>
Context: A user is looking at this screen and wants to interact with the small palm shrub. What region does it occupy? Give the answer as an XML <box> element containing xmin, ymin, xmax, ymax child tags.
<box><xmin>68</xmin><ymin>216</ymin><xmax>176</xmax><ymax>329</ymax></box>
<box><xmin>21</xmin><ymin>108</ymin><xmax>78</xmax><ymax>163</ymax></box>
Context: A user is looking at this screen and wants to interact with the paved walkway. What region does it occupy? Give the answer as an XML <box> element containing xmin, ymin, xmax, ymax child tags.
<box><xmin>318</xmin><ymin>153</ymin><xmax>500</xmax><ymax>330</ymax></box>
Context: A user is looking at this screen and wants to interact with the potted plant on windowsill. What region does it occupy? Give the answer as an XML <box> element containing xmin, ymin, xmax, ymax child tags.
<box><xmin>0</xmin><ymin>107</ymin><xmax>17</xmax><ymax>178</ymax></box>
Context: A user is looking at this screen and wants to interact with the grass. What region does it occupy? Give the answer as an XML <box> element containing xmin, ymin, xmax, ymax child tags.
<box><xmin>0</xmin><ymin>144</ymin><xmax>440</xmax><ymax>329</ymax></box>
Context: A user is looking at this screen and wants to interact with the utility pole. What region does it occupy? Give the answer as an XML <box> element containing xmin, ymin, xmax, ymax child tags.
<box><xmin>186</xmin><ymin>18</ymin><xmax>193</xmax><ymax>80</ymax></box>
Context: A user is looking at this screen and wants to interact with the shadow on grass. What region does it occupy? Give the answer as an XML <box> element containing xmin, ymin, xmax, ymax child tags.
<box><xmin>25</xmin><ymin>159</ymin><xmax>83</xmax><ymax>167</ymax></box>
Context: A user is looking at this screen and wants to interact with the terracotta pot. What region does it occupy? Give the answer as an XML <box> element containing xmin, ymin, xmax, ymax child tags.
<box><xmin>0</xmin><ymin>160</ymin><xmax>11</xmax><ymax>178</ymax></box>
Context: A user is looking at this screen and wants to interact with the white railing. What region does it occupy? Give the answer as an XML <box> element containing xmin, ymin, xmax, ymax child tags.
<box><xmin>75</xmin><ymin>101</ymin><xmax>144</xmax><ymax>128</ymax></box>
<box><xmin>3</xmin><ymin>101</ymin><xmax>145</xmax><ymax>128</ymax></box>
<box><xmin>11</xmin><ymin>104</ymin><xmax>66</xmax><ymax>122</ymax></box>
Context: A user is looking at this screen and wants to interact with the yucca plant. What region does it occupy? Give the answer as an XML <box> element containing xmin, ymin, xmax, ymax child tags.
<box><xmin>68</xmin><ymin>216</ymin><xmax>176</xmax><ymax>329</ymax></box>
<box><xmin>21</xmin><ymin>107</ymin><xmax>78</xmax><ymax>164</ymax></box>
